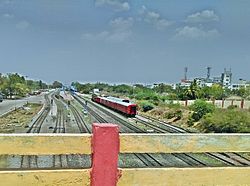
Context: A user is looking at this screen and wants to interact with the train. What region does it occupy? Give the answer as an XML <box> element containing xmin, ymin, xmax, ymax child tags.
<box><xmin>92</xmin><ymin>95</ymin><xmax>137</xmax><ymax>117</ymax></box>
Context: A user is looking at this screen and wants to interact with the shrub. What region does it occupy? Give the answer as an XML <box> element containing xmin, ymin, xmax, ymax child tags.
<box><xmin>138</xmin><ymin>101</ymin><xmax>154</xmax><ymax>112</ymax></box>
<box><xmin>200</xmin><ymin>109</ymin><xmax>250</xmax><ymax>133</ymax></box>
<box><xmin>167</xmin><ymin>103</ymin><xmax>181</xmax><ymax>109</ymax></box>
<box><xmin>189</xmin><ymin>100</ymin><xmax>215</xmax><ymax>124</ymax></box>
<box><xmin>164</xmin><ymin>111</ymin><xmax>175</xmax><ymax>119</ymax></box>
<box><xmin>227</xmin><ymin>105</ymin><xmax>238</xmax><ymax>109</ymax></box>
<box><xmin>164</xmin><ymin>109</ymin><xmax>182</xmax><ymax>120</ymax></box>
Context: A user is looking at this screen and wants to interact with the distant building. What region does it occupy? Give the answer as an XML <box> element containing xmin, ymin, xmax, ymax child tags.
<box><xmin>179</xmin><ymin>79</ymin><xmax>192</xmax><ymax>88</ymax></box>
<box><xmin>176</xmin><ymin>67</ymin><xmax>250</xmax><ymax>90</ymax></box>
<box><xmin>93</xmin><ymin>89</ymin><xmax>100</xmax><ymax>94</ymax></box>
<box><xmin>194</xmin><ymin>78</ymin><xmax>206</xmax><ymax>87</ymax></box>
<box><xmin>230</xmin><ymin>79</ymin><xmax>250</xmax><ymax>90</ymax></box>
<box><xmin>145</xmin><ymin>84</ymin><xmax>156</xmax><ymax>89</ymax></box>
<box><xmin>212</xmin><ymin>77</ymin><xmax>222</xmax><ymax>84</ymax></box>
<box><xmin>221</xmin><ymin>68</ymin><xmax>232</xmax><ymax>88</ymax></box>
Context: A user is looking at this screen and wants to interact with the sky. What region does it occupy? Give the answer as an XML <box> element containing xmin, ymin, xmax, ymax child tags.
<box><xmin>0</xmin><ymin>0</ymin><xmax>250</xmax><ymax>84</ymax></box>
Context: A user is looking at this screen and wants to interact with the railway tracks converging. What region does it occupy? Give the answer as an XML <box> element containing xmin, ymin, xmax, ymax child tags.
<box><xmin>17</xmin><ymin>91</ymin><xmax>250</xmax><ymax>169</ymax></box>
<box><xmin>21</xmin><ymin>92</ymin><xmax>92</xmax><ymax>169</ymax></box>
<box><xmin>73</xmin><ymin>95</ymin><xmax>165</xmax><ymax>167</ymax></box>
<box><xmin>73</xmin><ymin>95</ymin><xmax>207</xmax><ymax>167</ymax></box>
<box><xmin>74</xmin><ymin>94</ymin><xmax>250</xmax><ymax>167</ymax></box>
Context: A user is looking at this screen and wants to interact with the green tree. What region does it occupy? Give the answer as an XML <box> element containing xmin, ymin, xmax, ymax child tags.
<box><xmin>209</xmin><ymin>84</ymin><xmax>224</xmax><ymax>99</ymax></box>
<box><xmin>189</xmin><ymin>99</ymin><xmax>215</xmax><ymax>125</ymax></box>
<box><xmin>51</xmin><ymin>81</ymin><xmax>63</xmax><ymax>88</ymax></box>
<box><xmin>185</xmin><ymin>80</ymin><xmax>201</xmax><ymax>100</ymax></box>
<box><xmin>0</xmin><ymin>73</ymin><xmax>28</xmax><ymax>98</ymax></box>
<box><xmin>153</xmin><ymin>83</ymin><xmax>173</xmax><ymax>94</ymax></box>
<box><xmin>201</xmin><ymin>109</ymin><xmax>250</xmax><ymax>133</ymax></box>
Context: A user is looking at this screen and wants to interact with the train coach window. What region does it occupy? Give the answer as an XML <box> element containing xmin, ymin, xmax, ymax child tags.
<box><xmin>131</xmin><ymin>106</ymin><xmax>136</xmax><ymax>113</ymax></box>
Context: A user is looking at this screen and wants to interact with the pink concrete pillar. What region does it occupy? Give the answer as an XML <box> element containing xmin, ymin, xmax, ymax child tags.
<box><xmin>91</xmin><ymin>123</ymin><xmax>120</xmax><ymax>186</ymax></box>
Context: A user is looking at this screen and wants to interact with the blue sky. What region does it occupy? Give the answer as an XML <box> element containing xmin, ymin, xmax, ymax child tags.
<box><xmin>0</xmin><ymin>0</ymin><xmax>250</xmax><ymax>84</ymax></box>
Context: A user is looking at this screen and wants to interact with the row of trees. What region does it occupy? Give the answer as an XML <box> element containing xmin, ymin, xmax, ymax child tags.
<box><xmin>73</xmin><ymin>80</ymin><xmax>250</xmax><ymax>101</ymax></box>
<box><xmin>0</xmin><ymin>73</ymin><xmax>63</xmax><ymax>98</ymax></box>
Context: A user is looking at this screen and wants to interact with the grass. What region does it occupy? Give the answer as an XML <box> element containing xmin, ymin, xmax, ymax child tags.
<box><xmin>0</xmin><ymin>103</ymin><xmax>42</xmax><ymax>133</ymax></box>
<box><xmin>199</xmin><ymin>108</ymin><xmax>250</xmax><ymax>133</ymax></box>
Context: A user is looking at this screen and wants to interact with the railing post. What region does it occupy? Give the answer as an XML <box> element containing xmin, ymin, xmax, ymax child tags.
<box><xmin>241</xmin><ymin>99</ymin><xmax>244</xmax><ymax>109</ymax></box>
<box><xmin>91</xmin><ymin>123</ymin><xmax>120</xmax><ymax>186</ymax></box>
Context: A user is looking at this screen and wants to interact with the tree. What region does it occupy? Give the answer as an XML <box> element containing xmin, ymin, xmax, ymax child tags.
<box><xmin>0</xmin><ymin>73</ymin><xmax>28</xmax><ymax>98</ymax></box>
<box><xmin>175</xmin><ymin>85</ymin><xmax>188</xmax><ymax>100</ymax></box>
<box><xmin>51</xmin><ymin>81</ymin><xmax>63</xmax><ymax>88</ymax></box>
<box><xmin>185</xmin><ymin>80</ymin><xmax>201</xmax><ymax>100</ymax></box>
<box><xmin>153</xmin><ymin>83</ymin><xmax>173</xmax><ymax>94</ymax></box>
<box><xmin>209</xmin><ymin>84</ymin><xmax>224</xmax><ymax>99</ymax></box>
<box><xmin>188</xmin><ymin>99</ymin><xmax>215</xmax><ymax>125</ymax></box>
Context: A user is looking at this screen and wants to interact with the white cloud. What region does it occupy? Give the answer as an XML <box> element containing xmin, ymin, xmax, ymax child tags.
<box><xmin>107</xmin><ymin>30</ymin><xmax>132</xmax><ymax>42</ymax></box>
<box><xmin>140</xmin><ymin>5</ymin><xmax>172</xmax><ymax>30</ymax></box>
<box><xmin>2</xmin><ymin>13</ymin><xmax>14</xmax><ymax>18</ymax></box>
<box><xmin>186</xmin><ymin>10</ymin><xmax>219</xmax><ymax>23</ymax></box>
<box><xmin>81</xmin><ymin>31</ymin><xmax>110</xmax><ymax>40</ymax></box>
<box><xmin>109</xmin><ymin>17</ymin><xmax>134</xmax><ymax>31</ymax></box>
<box><xmin>16</xmin><ymin>20</ymin><xmax>30</xmax><ymax>30</ymax></box>
<box><xmin>174</xmin><ymin>26</ymin><xmax>220</xmax><ymax>40</ymax></box>
<box><xmin>95</xmin><ymin>0</ymin><xmax>130</xmax><ymax>11</ymax></box>
<box><xmin>144</xmin><ymin>11</ymin><xmax>160</xmax><ymax>23</ymax></box>
<box><xmin>156</xmin><ymin>19</ymin><xmax>172</xmax><ymax>30</ymax></box>
<box><xmin>81</xmin><ymin>30</ymin><xmax>132</xmax><ymax>42</ymax></box>
<box><xmin>81</xmin><ymin>17</ymin><xmax>133</xmax><ymax>42</ymax></box>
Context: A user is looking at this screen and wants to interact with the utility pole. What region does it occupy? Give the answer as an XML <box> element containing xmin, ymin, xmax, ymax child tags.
<box><xmin>184</xmin><ymin>67</ymin><xmax>188</xmax><ymax>80</ymax></box>
<box><xmin>207</xmin><ymin>67</ymin><xmax>211</xmax><ymax>80</ymax></box>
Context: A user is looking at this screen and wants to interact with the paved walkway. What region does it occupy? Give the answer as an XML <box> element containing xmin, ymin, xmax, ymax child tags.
<box><xmin>0</xmin><ymin>93</ymin><xmax>45</xmax><ymax>117</ymax></box>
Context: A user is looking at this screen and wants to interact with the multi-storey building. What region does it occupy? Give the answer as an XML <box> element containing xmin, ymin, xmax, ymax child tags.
<box><xmin>221</xmin><ymin>68</ymin><xmax>232</xmax><ymax>88</ymax></box>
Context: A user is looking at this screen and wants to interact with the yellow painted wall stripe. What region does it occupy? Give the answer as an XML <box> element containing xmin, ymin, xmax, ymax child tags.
<box><xmin>0</xmin><ymin>169</ymin><xmax>90</xmax><ymax>186</ymax></box>
<box><xmin>118</xmin><ymin>167</ymin><xmax>250</xmax><ymax>186</ymax></box>
<box><xmin>0</xmin><ymin>134</ymin><xmax>91</xmax><ymax>155</ymax></box>
<box><xmin>120</xmin><ymin>134</ymin><xmax>250</xmax><ymax>153</ymax></box>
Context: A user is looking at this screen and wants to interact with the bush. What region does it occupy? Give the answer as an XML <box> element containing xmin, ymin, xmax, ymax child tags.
<box><xmin>138</xmin><ymin>101</ymin><xmax>154</xmax><ymax>112</ymax></box>
<box><xmin>164</xmin><ymin>109</ymin><xmax>182</xmax><ymax>120</ymax></box>
<box><xmin>164</xmin><ymin>111</ymin><xmax>176</xmax><ymax>119</ymax></box>
<box><xmin>167</xmin><ymin>103</ymin><xmax>181</xmax><ymax>109</ymax></box>
<box><xmin>200</xmin><ymin>109</ymin><xmax>250</xmax><ymax>133</ymax></box>
<box><xmin>227</xmin><ymin>105</ymin><xmax>238</xmax><ymax>109</ymax></box>
<box><xmin>189</xmin><ymin>100</ymin><xmax>215</xmax><ymax>124</ymax></box>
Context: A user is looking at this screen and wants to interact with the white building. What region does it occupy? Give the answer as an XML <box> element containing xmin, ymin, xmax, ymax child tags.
<box><xmin>221</xmin><ymin>68</ymin><xmax>232</xmax><ymax>88</ymax></box>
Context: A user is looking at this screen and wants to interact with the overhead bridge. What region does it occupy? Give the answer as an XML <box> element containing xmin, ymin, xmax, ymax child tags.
<box><xmin>0</xmin><ymin>123</ymin><xmax>249</xmax><ymax>186</ymax></box>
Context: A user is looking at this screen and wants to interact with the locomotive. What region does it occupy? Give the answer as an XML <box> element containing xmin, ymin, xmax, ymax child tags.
<box><xmin>92</xmin><ymin>94</ymin><xmax>137</xmax><ymax>117</ymax></box>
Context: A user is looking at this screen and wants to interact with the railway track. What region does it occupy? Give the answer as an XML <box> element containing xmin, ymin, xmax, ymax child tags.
<box><xmin>73</xmin><ymin>95</ymin><xmax>144</xmax><ymax>133</ymax></box>
<box><xmin>136</xmin><ymin>114</ymin><xmax>250</xmax><ymax>166</ymax></box>
<box><xmin>70</xmin><ymin>104</ymin><xmax>91</xmax><ymax>133</ymax></box>
<box><xmin>21</xmin><ymin>93</ymin><xmax>51</xmax><ymax>169</ymax></box>
<box><xmin>9</xmin><ymin>91</ymin><xmax>91</xmax><ymax>169</ymax></box>
<box><xmin>73</xmin><ymin>94</ymin><xmax>206</xmax><ymax>167</ymax></box>
<box><xmin>51</xmin><ymin>94</ymin><xmax>68</xmax><ymax>168</ymax></box>
<box><xmin>74</xmin><ymin>94</ymin><xmax>250</xmax><ymax>167</ymax></box>
<box><xmin>26</xmin><ymin>94</ymin><xmax>51</xmax><ymax>133</ymax></box>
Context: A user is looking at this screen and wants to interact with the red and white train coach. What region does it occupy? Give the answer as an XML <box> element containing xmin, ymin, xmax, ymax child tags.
<box><xmin>92</xmin><ymin>95</ymin><xmax>137</xmax><ymax>117</ymax></box>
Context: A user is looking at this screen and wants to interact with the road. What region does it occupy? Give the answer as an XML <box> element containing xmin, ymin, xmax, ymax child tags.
<box><xmin>0</xmin><ymin>93</ymin><xmax>46</xmax><ymax>117</ymax></box>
